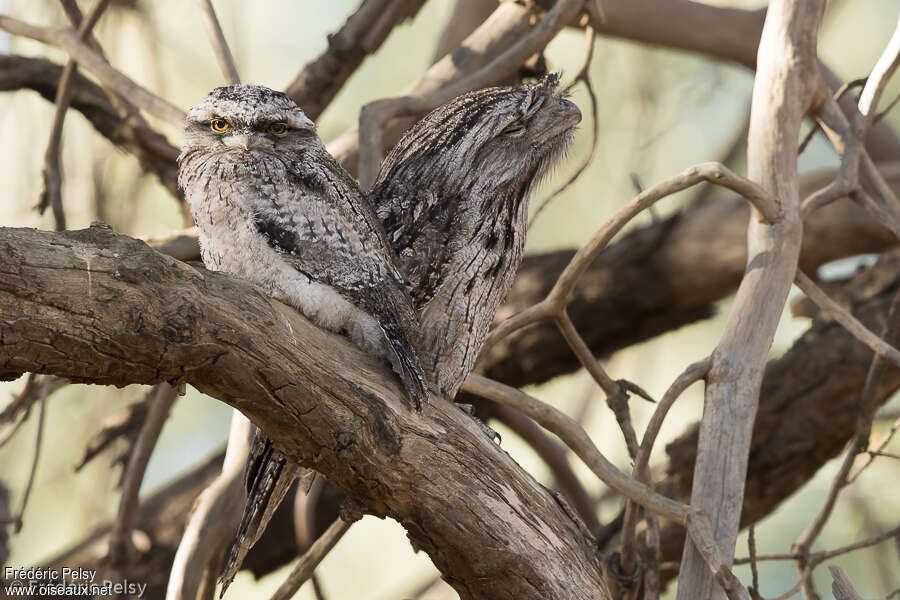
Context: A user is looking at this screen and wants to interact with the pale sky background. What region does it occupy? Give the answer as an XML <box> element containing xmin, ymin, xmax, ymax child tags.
<box><xmin>1</xmin><ymin>1</ymin><xmax>899</xmax><ymax>598</ymax></box>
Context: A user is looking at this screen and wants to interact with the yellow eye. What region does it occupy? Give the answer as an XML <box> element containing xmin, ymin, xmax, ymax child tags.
<box><xmin>268</xmin><ymin>122</ymin><xmax>287</xmax><ymax>135</ymax></box>
<box><xmin>211</xmin><ymin>119</ymin><xmax>229</xmax><ymax>133</ymax></box>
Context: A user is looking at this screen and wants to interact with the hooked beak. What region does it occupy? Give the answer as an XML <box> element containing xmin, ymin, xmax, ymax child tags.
<box><xmin>223</xmin><ymin>133</ymin><xmax>272</xmax><ymax>151</ymax></box>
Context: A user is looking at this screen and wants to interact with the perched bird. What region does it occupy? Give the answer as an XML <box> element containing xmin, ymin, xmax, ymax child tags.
<box><xmin>371</xmin><ymin>74</ymin><xmax>581</xmax><ymax>399</ymax></box>
<box><xmin>178</xmin><ymin>85</ymin><xmax>427</xmax><ymax>404</ymax></box>
<box><xmin>177</xmin><ymin>84</ymin><xmax>428</xmax><ymax>591</ymax></box>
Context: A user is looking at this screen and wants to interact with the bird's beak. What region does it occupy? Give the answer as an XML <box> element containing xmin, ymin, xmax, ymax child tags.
<box><xmin>223</xmin><ymin>133</ymin><xmax>272</xmax><ymax>150</ymax></box>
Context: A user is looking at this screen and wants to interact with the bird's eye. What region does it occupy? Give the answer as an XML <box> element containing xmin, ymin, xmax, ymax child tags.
<box><xmin>211</xmin><ymin>119</ymin><xmax>229</xmax><ymax>133</ymax></box>
<box><xmin>503</xmin><ymin>122</ymin><xmax>526</xmax><ymax>137</ymax></box>
<box><xmin>268</xmin><ymin>122</ymin><xmax>287</xmax><ymax>135</ymax></box>
<box><xmin>525</xmin><ymin>95</ymin><xmax>545</xmax><ymax>118</ymax></box>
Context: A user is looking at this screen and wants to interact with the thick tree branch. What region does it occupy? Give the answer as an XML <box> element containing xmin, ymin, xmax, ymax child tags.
<box><xmin>0</xmin><ymin>226</ymin><xmax>609</xmax><ymax>600</ymax></box>
<box><xmin>676</xmin><ymin>3</ymin><xmax>821</xmax><ymax>597</ymax></box>
<box><xmin>659</xmin><ymin>249</ymin><xmax>900</xmax><ymax>586</ymax></box>
<box><xmin>284</xmin><ymin>0</ymin><xmax>427</xmax><ymax>121</ymax></box>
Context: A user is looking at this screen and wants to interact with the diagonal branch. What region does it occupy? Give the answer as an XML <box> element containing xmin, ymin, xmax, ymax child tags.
<box><xmin>0</xmin><ymin>225</ymin><xmax>609</xmax><ymax>600</ymax></box>
<box><xmin>194</xmin><ymin>0</ymin><xmax>240</xmax><ymax>85</ymax></box>
<box><xmin>37</xmin><ymin>0</ymin><xmax>112</xmax><ymax>232</ymax></box>
<box><xmin>0</xmin><ymin>55</ymin><xmax>181</xmax><ymax>199</ymax></box>
<box><xmin>284</xmin><ymin>0</ymin><xmax>427</xmax><ymax>121</ymax></box>
<box><xmin>0</xmin><ymin>14</ymin><xmax>184</xmax><ymax>126</ymax></box>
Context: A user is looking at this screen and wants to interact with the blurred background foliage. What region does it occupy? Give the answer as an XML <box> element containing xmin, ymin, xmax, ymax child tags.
<box><xmin>0</xmin><ymin>0</ymin><xmax>899</xmax><ymax>598</ymax></box>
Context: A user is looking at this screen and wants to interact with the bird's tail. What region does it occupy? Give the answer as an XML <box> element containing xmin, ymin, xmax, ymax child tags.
<box><xmin>219</xmin><ymin>431</ymin><xmax>315</xmax><ymax>595</ymax></box>
<box><xmin>380</xmin><ymin>321</ymin><xmax>429</xmax><ymax>411</ymax></box>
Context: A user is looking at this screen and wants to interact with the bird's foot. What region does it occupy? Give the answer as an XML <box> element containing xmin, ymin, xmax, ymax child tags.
<box><xmin>456</xmin><ymin>403</ymin><xmax>501</xmax><ymax>444</ymax></box>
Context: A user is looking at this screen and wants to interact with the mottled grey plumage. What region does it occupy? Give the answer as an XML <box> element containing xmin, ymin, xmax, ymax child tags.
<box><xmin>371</xmin><ymin>74</ymin><xmax>580</xmax><ymax>399</ymax></box>
<box><xmin>177</xmin><ymin>84</ymin><xmax>428</xmax><ymax>592</ymax></box>
<box><xmin>178</xmin><ymin>85</ymin><xmax>427</xmax><ymax>404</ymax></box>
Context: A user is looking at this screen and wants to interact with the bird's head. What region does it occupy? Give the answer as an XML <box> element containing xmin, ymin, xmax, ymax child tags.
<box><xmin>180</xmin><ymin>84</ymin><xmax>320</xmax><ymax>161</ymax></box>
<box><xmin>375</xmin><ymin>74</ymin><xmax>581</xmax><ymax>196</ymax></box>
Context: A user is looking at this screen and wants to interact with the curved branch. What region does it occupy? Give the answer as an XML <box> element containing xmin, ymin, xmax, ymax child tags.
<box><xmin>0</xmin><ymin>55</ymin><xmax>181</xmax><ymax>199</ymax></box>
<box><xmin>0</xmin><ymin>225</ymin><xmax>609</xmax><ymax>600</ymax></box>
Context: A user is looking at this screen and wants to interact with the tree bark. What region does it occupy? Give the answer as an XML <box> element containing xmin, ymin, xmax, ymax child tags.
<box><xmin>676</xmin><ymin>2</ymin><xmax>823</xmax><ymax>597</ymax></box>
<box><xmin>0</xmin><ymin>225</ymin><xmax>610</xmax><ymax>600</ymax></box>
<box><xmin>657</xmin><ymin>248</ymin><xmax>900</xmax><ymax>585</ymax></box>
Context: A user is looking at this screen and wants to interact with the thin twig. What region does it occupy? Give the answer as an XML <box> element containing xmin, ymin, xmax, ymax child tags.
<box><xmin>194</xmin><ymin>0</ymin><xmax>240</xmax><ymax>85</ymax></box>
<box><xmin>402</xmin><ymin>575</ymin><xmax>444</xmax><ymax>600</ymax></box>
<box><xmin>554</xmin><ymin>312</ymin><xmax>642</xmax><ymax>461</ymax></box>
<box><xmin>461</xmin><ymin>373</ymin><xmax>751</xmax><ymax>600</ymax></box>
<box><xmin>269</xmin><ymin>517</ymin><xmax>354</xmax><ymax>600</ymax></box>
<box><xmin>794</xmin><ymin>270</ymin><xmax>900</xmax><ymax>368</ymax></box>
<box><xmin>37</xmin><ymin>0</ymin><xmax>112</xmax><ymax>232</ymax></box>
<box><xmin>482</xmin><ymin>162</ymin><xmax>779</xmax><ymax>355</ymax></box>
<box><xmin>619</xmin><ymin>357</ymin><xmax>710</xmax><ymax>573</ymax></box>
<box><xmin>0</xmin><ymin>14</ymin><xmax>185</xmax><ymax>126</ymax></box>
<box><xmin>0</xmin><ymin>387</ymin><xmax>48</xmax><ymax>533</ymax></box>
<box><xmin>797</xmin><ymin>78</ymin><xmax>866</xmax><ymax>155</ymax></box>
<box><xmin>107</xmin><ymin>383</ymin><xmax>178</xmax><ymax>566</ymax></box>
<box><xmin>748</xmin><ymin>525</ymin><xmax>761</xmax><ymax>600</ymax></box>
<box><xmin>849</xmin><ymin>413</ymin><xmax>900</xmax><ymax>482</ymax></box>
<box><xmin>310</xmin><ymin>574</ymin><xmax>327</xmax><ymax>600</ymax></box>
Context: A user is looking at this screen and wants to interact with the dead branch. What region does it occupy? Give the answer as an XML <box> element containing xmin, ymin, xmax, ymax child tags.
<box><xmin>0</xmin><ymin>14</ymin><xmax>184</xmax><ymax>126</ymax></box>
<box><xmin>461</xmin><ymin>374</ymin><xmax>751</xmax><ymax>600</ymax></box>
<box><xmin>619</xmin><ymin>357</ymin><xmax>711</xmax><ymax>577</ymax></box>
<box><xmin>659</xmin><ymin>249</ymin><xmax>900</xmax><ymax>585</ymax></box>
<box><xmin>284</xmin><ymin>0</ymin><xmax>427</xmax><ymax>121</ymax></box>
<box><xmin>37</xmin><ymin>0</ymin><xmax>112</xmax><ymax>232</ymax></box>
<box><xmin>269</xmin><ymin>517</ymin><xmax>354</xmax><ymax>600</ymax></box>
<box><xmin>0</xmin><ymin>225</ymin><xmax>610</xmax><ymax>600</ymax></box>
<box><xmin>194</xmin><ymin>0</ymin><xmax>240</xmax><ymax>85</ymax></box>
<box><xmin>795</xmin><ymin>270</ymin><xmax>900</xmax><ymax>366</ymax></box>
<box><xmin>107</xmin><ymin>383</ymin><xmax>177</xmax><ymax>567</ymax></box>
<box><xmin>0</xmin><ymin>384</ymin><xmax>48</xmax><ymax>533</ymax></box>
<box><xmin>675</xmin><ymin>3</ymin><xmax>821</xmax><ymax>598</ymax></box>
<box><xmin>482</xmin><ymin>161</ymin><xmax>779</xmax><ymax>357</ymax></box>
<box><xmin>0</xmin><ymin>55</ymin><xmax>181</xmax><ymax>198</ymax></box>
<box><xmin>168</xmin><ymin>412</ymin><xmax>252</xmax><ymax>600</ymax></box>
<box><xmin>74</xmin><ymin>398</ymin><xmax>149</xmax><ymax>474</ymax></box>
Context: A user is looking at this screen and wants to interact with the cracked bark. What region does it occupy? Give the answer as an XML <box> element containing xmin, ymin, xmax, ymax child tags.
<box><xmin>0</xmin><ymin>226</ymin><xmax>609</xmax><ymax>600</ymax></box>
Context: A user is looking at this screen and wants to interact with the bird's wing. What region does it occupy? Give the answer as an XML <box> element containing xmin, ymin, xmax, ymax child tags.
<box><xmin>244</xmin><ymin>161</ymin><xmax>397</xmax><ymax>311</ymax></box>
<box><xmin>373</xmin><ymin>184</ymin><xmax>458</xmax><ymax>307</ymax></box>
<box><xmin>244</xmin><ymin>161</ymin><xmax>429</xmax><ymax>405</ymax></box>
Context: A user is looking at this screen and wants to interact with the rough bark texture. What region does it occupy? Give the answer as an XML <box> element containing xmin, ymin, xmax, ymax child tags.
<box><xmin>42</xmin><ymin>248</ymin><xmax>900</xmax><ymax>595</ymax></box>
<box><xmin>0</xmin><ymin>226</ymin><xmax>610</xmax><ymax>600</ymax></box>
